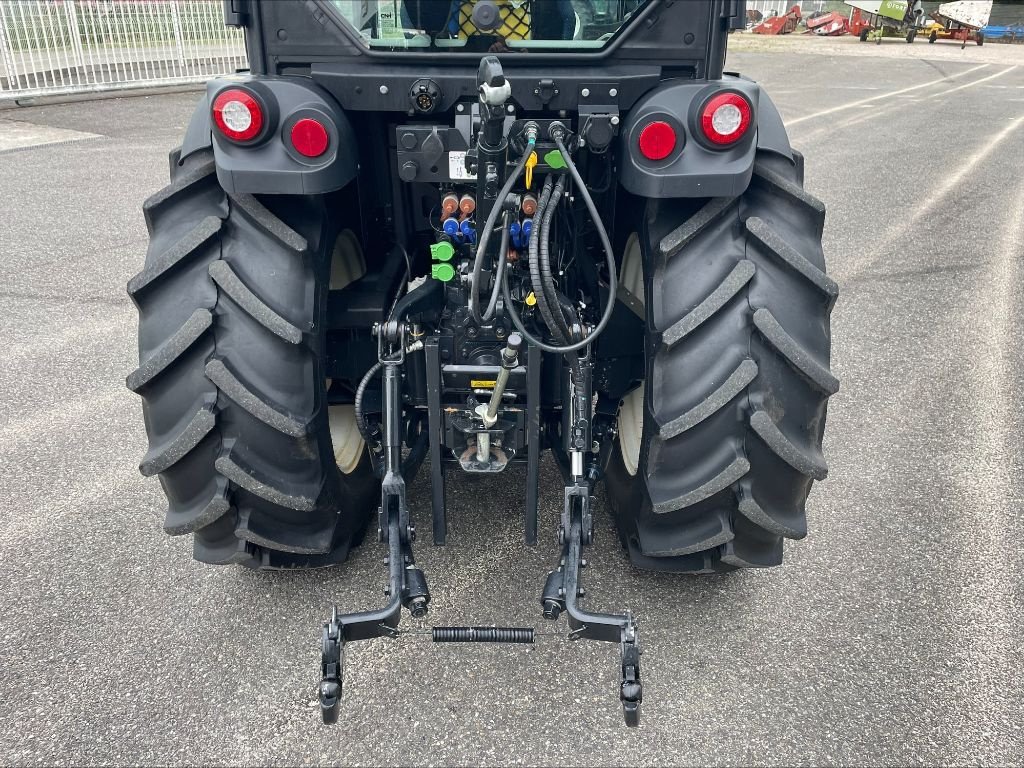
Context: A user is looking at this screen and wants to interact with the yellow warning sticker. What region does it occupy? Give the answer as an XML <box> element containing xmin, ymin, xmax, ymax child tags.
<box><xmin>471</xmin><ymin>380</ymin><xmax>497</xmax><ymax>388</ymax></box>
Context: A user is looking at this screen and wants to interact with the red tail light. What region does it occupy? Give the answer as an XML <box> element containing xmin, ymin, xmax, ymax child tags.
<box><xmin>212</xmin><ymin>88</ymin><xmax>264</xmax><ymax>142</ymax></box>
<box><xmin>637</xmin><ymin>120</ymin><xmax>677</xmax><ymax>161</ymax></box>
<box><xmin>290</xmin><ymin>118</ymin><xmax>330</xmax><ymax>158</ymax></box>
<box><xmin>700</xmin><ymin>92</ymin><xmax>752</xmax><ymax>146</ymax></box>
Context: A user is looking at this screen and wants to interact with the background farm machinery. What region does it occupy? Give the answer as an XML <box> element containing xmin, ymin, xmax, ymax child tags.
<box><xmin>922</xmin><ymin>1</ymin><xmax>994</xmax><ymax>46</ymax></box>
<box><xmin>745</xmin><ymin>0</ymin><xmax>1005</xmax><ymax>44</ymax></box>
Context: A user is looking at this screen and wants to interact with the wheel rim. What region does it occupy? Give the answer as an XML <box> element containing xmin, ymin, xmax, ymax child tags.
<box><xmin>328</xmin><ymin>229</ymin><xmax>367</xmax><ymax>475</ymax></box>
<box><xmin>329</xmin><ymin>404</ymin><xmax>364</xmax><ymax>475</ymax></box>
<box><xmin>618</xmin><ymin>233</ymin><xmax>645</xmax><ymax>477</ymax></box>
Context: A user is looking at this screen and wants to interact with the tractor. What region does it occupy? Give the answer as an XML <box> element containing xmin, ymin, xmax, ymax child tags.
<box><xmin>127</xmin><ymin>0</ymin><xmax>838</xmax><ymax>727</ymax></box>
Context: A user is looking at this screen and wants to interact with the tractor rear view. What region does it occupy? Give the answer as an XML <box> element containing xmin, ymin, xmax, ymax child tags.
<box><xmin>127</xmin><ymin>0</ymin><xmax>837</xmax><ymax>727</ymax></box>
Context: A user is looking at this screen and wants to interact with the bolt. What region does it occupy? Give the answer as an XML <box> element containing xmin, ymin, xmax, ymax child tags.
<box><xmin>609</xmin><ymin>88</ymin><xmax>618</xmax><ymax>97</ymax></box>
<box><xmin>611</xmin><ymin>115</ymin><xmax>620</xmax><ymax>126</ymax></box>
<box><xmin>506</xmin><ymin>104</ymin><xmax>515</xmax><ymax>114</ymax></box>
<box><xmin>457</xmin><ymin>103</ymin><xmax>465</xmax><ymax>113</ymax></box>
<box><xmin>579</xmin><ymin>588</ymin><xmax>586</xmax><ymax>597</ymax></box>
<box><xmin>467</xmin><ymin>326</ymin><xmax>478</xmax><ymax>338</ymax></box>
<box><xmin>379</xmin><ymin>84</ymin><xmax>389</xmax><ymax>95</ymax></box>
<box><xmin>495</xmin><ymin>326</ymin><xmax>507</xmax><ymax>339</ymax></box>
<box><xmin>383</xmin><ymin>557</ymin><xmax>389</xmax><ymax>566</ymax></box>
<box><xmin>581</xmin><ymin>559</ymin><xmax>588</xmax><ymax>568</ymax></box>
<box><xmin>384</xmin><ymin>586</ymin><xmax>391</xmax><ymax>596</ymax></box>
<box><xmin>581</xmin><ymin>87</ymin><xmax>590</xmax><ymax>97</ymax></box>
<box><xmin>592</xmin><ymin>441</ymin><xmax>600</xmax><ymax>452</ymax></box>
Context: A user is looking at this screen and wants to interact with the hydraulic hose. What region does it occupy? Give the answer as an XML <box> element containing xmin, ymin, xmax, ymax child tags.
<box><xmin>503</xmin><ymin>135</ymin><xmax>618</xmax><ymax>354</ymax></box>
<box><xmin>528</xmin><ymin>177</ymin><xmax>567</xmax><ymax>349</ymax></box>
<box><xmin>470</xmin><ymin>138</ymin><xmax>535</xmax><ymax>325</ymax></box>
<box><xmin>533</xmin><ymin>175</ymin><xmax>583</xmax><ymax>381</ymax></box>
<box><xmin>353</xmin><ymin>360</ymin><xmax>383</xmax><ymax>448</ymax></box>
<box><xmin>481</xmin><ymin>211</ymin><xmax>511</xmax><ymax>322</ymax></box>
<box><xmin>538</xmin><ymin>176</ymin><xmax>574</xmax><ymax>343</ymax></box>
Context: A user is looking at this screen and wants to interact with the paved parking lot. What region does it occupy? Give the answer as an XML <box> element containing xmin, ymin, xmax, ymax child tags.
<box><xmin>1</xmin><ymin>43</ymin><xmax>1023</xmax><ymax>766</ymax></box>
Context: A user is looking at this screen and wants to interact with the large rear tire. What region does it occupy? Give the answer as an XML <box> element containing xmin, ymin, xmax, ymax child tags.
<box><xmin>127</xmin><ymin>149</ymin><xmax>378</xmax><ymax>569</ymax></box>
<box><xmin>605</xmin><ymin>151</ymin><xmax>838</xmax><ymax>573</ymax></box>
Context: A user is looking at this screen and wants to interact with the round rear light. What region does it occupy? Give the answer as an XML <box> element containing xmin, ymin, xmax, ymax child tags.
<box><xmin>212</xmin><ymin>88</ymin><xmax>263</xmax><ymax>142</ymax></box>
<box><xmin>637</xmin><ymin>120</ymin><xmax>677</xmax><ymax>161</ymax></box>
<box><xmin>290</xmin><ymin>118</ymin><xmax>330</xmax><ymax>158</ymax></box>
<box><xmin>700</xmin><ymin>92</ymin><xmax>753</xmax><ymax>146</ymax></box>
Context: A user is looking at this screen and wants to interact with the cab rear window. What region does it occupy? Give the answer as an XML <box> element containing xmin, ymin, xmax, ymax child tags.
<box><xmin>327</xmin><ymin>0</ymin><xmax>648</xmax><ymax>51</ymax></box>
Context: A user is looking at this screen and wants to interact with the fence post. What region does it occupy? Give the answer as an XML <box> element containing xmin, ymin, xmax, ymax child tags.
<box><xmin>169</xmin><ymin>0</ymin><xmax>187</xmax><ymax>68</ymax></box>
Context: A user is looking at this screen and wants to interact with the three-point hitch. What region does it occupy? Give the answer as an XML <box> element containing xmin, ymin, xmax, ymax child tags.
<box><xmin>318</xmin><ymin>55</ymin><xmax>642</xmax><ymax>728</ymax></box>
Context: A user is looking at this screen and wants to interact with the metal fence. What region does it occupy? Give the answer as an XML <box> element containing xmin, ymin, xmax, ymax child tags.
<box><xmin>0</xmin><ymin>0</ymin><xmax>247</xmax><ymax>101</ymax></box>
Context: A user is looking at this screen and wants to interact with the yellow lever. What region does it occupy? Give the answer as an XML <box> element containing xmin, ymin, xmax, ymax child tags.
<box><xmin>525</xmin><ymin>151</ymin><xmax>537</xmax><ymax>190</ymax></box>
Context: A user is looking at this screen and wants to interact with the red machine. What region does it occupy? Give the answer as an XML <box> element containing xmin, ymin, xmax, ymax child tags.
<box><xmin>807</xmin><ymin>11</ymin><xmax>850</xmax><ymax>35</ymax></box>
<box><xmin>847</xmin><ymin>8</ymin><xmax>874</xmax><ymax>37</ymax></box>
<box><xmin>753</xmin><ymin>4</ymin><xmax>802</xmax><ymax>34</ymax></box>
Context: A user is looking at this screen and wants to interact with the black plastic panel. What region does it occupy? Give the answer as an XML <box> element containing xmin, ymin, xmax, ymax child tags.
<box><xmin>206</xmin><ymin>75</ymin><xmax>359</xmax><ymax>195</ymax></box>
<box><xmin>618</xmin><ymin>76</ymin><xmax>792</xmax><ymax>199</ymax></box>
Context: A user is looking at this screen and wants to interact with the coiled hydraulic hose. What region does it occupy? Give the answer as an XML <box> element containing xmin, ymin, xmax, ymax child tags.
<box><xmin>527</xmin><ymin>176</ymin><xmax>567</xmax><ymax>347</ymax></box>
<box><xmin>538</xmin><ymin>175</ymin><xmax>575</xmax><ymax>343</ymax></box>
<box><xmin>531</xmin><ymin>175</ymin><xmax>585</xmax><ymax>381</ymax></box>
<box><xmin>503</xmin><ymin>134</ymin><xmax>618</xmax><ymax>354</ymax></box>
<box><xmin>470</xmin><ymin>138</ymin><xmax>535</xmax><ymax>324</ymax></box>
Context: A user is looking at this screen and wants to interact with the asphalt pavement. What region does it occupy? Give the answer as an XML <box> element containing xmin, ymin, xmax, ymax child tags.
<box><xmin>1</xmin><ymin>45</ymin><xmax>1023</xmax><ymax>766</ymax></box>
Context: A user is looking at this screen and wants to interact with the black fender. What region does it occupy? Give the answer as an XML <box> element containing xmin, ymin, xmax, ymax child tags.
<box><xmin>178</xmin><ymin>75</ymin><xmax>358</xmax><ymax>195</ymax></box>
<box><xmin>618</xmin><ymin>75</ymin><xmax>793</xmax><ymax>199</ymax></box>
